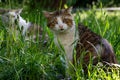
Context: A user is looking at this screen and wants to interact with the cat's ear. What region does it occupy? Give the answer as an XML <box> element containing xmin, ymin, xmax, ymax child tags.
<box><xmin>15</xmin><ymin>9</ymin><xmax>22</xmax><ymax>14</ymax></box>
<box><xmin>43</xmin><ymin>11</ymin><xmax>52</xmax><ymax>18</ymax></box>
<box><xmin>0</xmin><ymin>9</ymin><xmax>9</xmax><ymax>14</ymax></box>
<box><xmin>66</xmin><ymin>7</ymin><xmax>72</xmax><ymax>13</ymax></box>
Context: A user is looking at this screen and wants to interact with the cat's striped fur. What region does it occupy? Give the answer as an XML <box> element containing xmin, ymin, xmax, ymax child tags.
<box><xmin>76</xmin><ymin>24</ymin><xmax>117</xmax><ymax>66</ymax></box>
<box><xmin>43</xmin><ymin>7</ymin><xmax>117</xmax><ymax>68</ymax></box>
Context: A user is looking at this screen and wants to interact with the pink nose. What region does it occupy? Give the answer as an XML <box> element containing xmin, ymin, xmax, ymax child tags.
<box><xmin>59</xmin><ymin>25</ymin><xmax>63</xmax><ymax>29</ymax></box>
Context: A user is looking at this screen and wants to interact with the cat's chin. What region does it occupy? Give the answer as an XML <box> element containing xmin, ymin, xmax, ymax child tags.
<box><xmin>52</xmin><ymin>29</ymin><xmax>66</xmax><ymax>33</ymax></box>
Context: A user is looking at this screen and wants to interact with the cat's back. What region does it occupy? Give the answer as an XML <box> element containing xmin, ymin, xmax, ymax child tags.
<box><xmin>76</xmin><ymin>23</ymin><xmax>117</xmax><ymax>65</ymax></box>
<box><xmin>77</xmin><ymin>23</ymin><xmax>102</xmax><ymax>50</ymax></box>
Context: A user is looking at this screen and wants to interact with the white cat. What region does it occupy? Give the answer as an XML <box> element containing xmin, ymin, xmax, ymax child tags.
<box><xmin>0</xmin><ymin>9</ymin><xmax>48</xmax><ymax>41</ymax></box>
<box><xmin>1</xmin><ymin>9</ymin><xmax>32</xmax><ymax>35</ymax></box>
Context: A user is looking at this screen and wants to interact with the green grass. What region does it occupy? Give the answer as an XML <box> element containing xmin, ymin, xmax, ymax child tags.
<box><xmin>0</xmin><ymin>4</ymin><xmax>120</xmax><ymax>80</ymax></box>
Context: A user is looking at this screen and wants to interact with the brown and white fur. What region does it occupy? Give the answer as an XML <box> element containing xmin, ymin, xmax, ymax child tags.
<box><xmin>43</xmin><ymin>7</ymin><xmax>118</xmax><ymax>69</ymax></box>
<box><xmin>0</xmin><ymin>9</ymin><xmax>48</xmax><ymax>41</ymax></box>
<box><xmin>76</xmin><ymin>24</ymin><xmax>117</xmax><ymax>68</ymax></box>
<box><xmin>43</xmin><ymin>7</ymin><xmax>77</xmax><ymax>64</ymax></box>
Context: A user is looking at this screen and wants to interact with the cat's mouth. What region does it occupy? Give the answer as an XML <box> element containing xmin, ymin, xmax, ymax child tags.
<box><xmin>60</xmin><ymin>28</ymin><xmax>64</xmax><ymax>31</ymax></box>
<box><xmin>59</xmin><ymin>28</ymin><xmax>66</xmax><ymax>32</ymax></box>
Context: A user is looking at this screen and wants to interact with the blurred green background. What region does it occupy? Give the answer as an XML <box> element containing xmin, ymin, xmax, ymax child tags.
<box><xmin>0</xmin><ymin>0</ymin><xmax>120</xmax><ymax>10</ymax></box>
<box><xmin>0</xmin><ymin>0</ymin><xmax>120</xmax><ymax>80</ymax></box>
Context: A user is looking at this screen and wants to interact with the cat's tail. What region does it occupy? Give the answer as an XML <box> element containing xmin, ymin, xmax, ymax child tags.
<box><xmin>101</xmin><ymin>39</ymin><xmax>118</xmax><ymax>64</ymax></box>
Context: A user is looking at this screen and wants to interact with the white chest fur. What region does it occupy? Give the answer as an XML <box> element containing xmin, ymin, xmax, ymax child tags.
<box><xmin>18</xmin><ymin>15</ymin><xmax>31</xmax><ymax>35</ymax></box>
<box><xmin>54</xmin><ymin>25</ymin><xmax>78</xmax><ymax>62</ymax></box>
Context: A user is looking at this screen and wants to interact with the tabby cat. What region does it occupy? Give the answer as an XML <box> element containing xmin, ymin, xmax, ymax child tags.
<box><xmin>43</xmin><ymin>7</ymin><xmax>117</xmax><ymax>69</ymax></box>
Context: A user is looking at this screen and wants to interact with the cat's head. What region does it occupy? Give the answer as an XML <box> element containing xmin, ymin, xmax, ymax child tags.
<box><xmin>1</xmin><ymin>9</ymin><xmax>22</xmax><ymax>25</ymax></box>
<box><xmin>43</xmin><ymin>7</ymin><xmax>75</xmax><ymax>33</ymax></box>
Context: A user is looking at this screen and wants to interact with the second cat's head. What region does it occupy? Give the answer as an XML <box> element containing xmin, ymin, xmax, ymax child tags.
<box><xmin>0</xmin><ymin>9</ymin><xmax>22</xmax><ymax>26</ymax></box>
<box><xmin>43</xmin><ymin>7</ymin><xmax>75</xmax><ymax>33</ymax></box>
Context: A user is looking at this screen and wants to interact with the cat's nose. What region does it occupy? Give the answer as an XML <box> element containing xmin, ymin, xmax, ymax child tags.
<box><xmin>59</xmin><ymin>25</ymin><xmax>63</xmax><ymax>30</ymax></box>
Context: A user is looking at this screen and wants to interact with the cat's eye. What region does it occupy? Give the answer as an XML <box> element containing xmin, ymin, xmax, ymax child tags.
<box><xmin>6</xmin><ymin>15</ymin><xmax>9</xmax><ymax>18</ymax></box>
<box><xmin>63</xmin><ymin>18</ymin><xmax>68</xmax><ymax>23</ymax></box>
<box><xmin>62</xmin><ymin>18</ymin><xmax>73</xmax><ymax>27</ymax></box>
<box><xmin>12</xmin><ymin>15</ymin><xmax>15</xmax><ymax>17</ymax></box>
<box><xmin>10</xmin><ymin>15</ymin><xmax>15</xmax><ymax>18</ymax></box>
<box><xmin>62</xmin><ymin>17</ymin><xmax>69</xmax><ymax>22</ymax></box>
<box><xmin>47</xmin><ymin>18</ymin><xmax>57</xmax><ymax>27</ymax></box>
<box><xmin>48</xmin><ymin>23</ymin><xmax>54</xmax><ymax>26</ymax></box>
<box><xmin>47</xmin><ymin>22</ymin><xmax>56</xmax><ymax>28</ymax></box>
